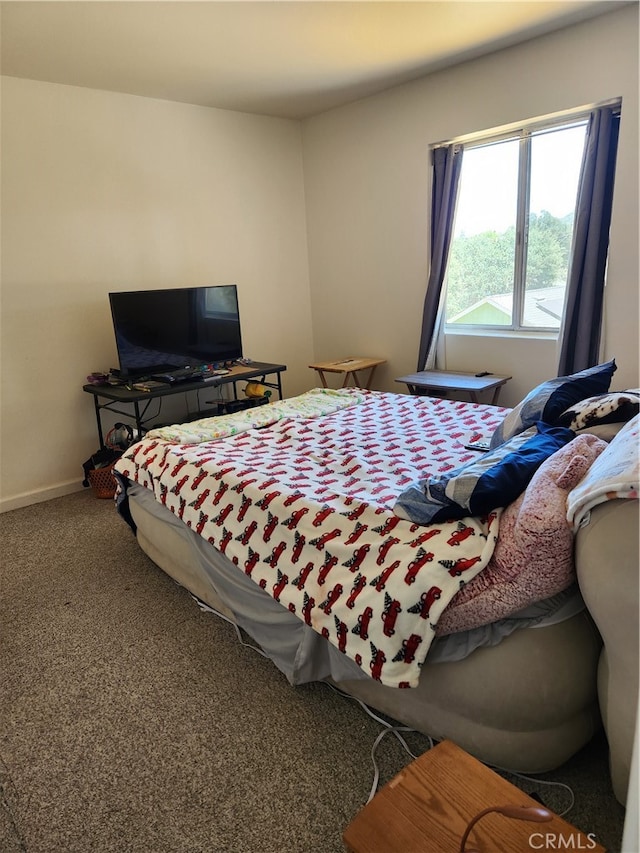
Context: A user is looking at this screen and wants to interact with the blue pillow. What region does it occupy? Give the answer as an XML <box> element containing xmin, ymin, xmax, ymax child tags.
<box><xmin>393</xmin><ymin>422</ymin><xmax>575</xmax><ymax>525</ymax></box>
<box><xmin>489</xmin><ymin>360</ymin><xmax>617</xmax><ymax>449</ymax></box>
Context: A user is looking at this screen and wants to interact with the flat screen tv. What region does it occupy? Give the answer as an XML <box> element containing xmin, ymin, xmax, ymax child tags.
<box><xmin>109</xmin><ymin>285</ymin><xmax>243</xmax><ymax>378</ymax></box>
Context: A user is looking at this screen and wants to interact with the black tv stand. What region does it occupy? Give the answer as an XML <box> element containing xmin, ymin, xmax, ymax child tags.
<box><xmin>83</xmin><ymin>361</ymin><xmax>286</xmax><ymax>449</ymax></box>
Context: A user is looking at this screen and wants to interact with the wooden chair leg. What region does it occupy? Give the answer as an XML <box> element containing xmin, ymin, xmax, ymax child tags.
<box><xmin>364</xmin><ymin>367</ymin><xmax>377</xmax><ymax>389</ymax></box>
<box><xmin>316</xmin><ymin>370</ymin><xmax>328</xmax><ymax>388</ymax></box>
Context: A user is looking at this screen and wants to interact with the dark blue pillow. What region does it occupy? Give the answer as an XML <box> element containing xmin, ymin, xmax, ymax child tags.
<box><xmin>394</xmin><ymin>422</ymin><xmax>576</xmax><ymax>524</ymax></box>
<box><xmin>489</xmin><ymin>360</ymin><xmax>617</xmax><ymax>449</ymax></box>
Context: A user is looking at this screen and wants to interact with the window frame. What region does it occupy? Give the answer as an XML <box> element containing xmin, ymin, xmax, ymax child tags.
<box><xmin>442</xmin><ymin>110</ymin><xmax>594</xmax><ymax>336</ymax></box>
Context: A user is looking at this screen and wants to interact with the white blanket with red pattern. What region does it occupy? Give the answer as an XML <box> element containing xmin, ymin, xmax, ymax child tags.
<box><xmin>114</xmin><ymin>389</ymin><xmax>506</xmax><ymax>688</ymax></box>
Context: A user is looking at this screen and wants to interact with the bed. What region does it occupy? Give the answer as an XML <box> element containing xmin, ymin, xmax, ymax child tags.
<box><xmin>112</xmin><ymin>361</ymin><xmax>638</xmax><ymax>774</ymax></box>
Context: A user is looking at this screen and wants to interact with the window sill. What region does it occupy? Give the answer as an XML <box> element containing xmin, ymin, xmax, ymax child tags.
<box><xmin>444</xmin><ymin>326</ymin><xmax>559</xmax><ymax>342</ymax></box>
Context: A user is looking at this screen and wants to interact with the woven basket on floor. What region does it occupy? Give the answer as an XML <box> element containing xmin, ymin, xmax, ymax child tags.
<box><xmin>88</xmin><ymin>462</ymin><xmax>118</xmax><ymax>499</ymax></box>
<box><xmin>87</xmin><ymin>425</ymin><xmax>127</xmax><ymax>499</ymax></box>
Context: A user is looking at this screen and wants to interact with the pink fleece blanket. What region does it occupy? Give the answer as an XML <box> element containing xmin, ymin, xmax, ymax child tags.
<box><xmin>436</xmin><ymin>433</ymin><xmax>608</xmax><ymax>636</ymax></box>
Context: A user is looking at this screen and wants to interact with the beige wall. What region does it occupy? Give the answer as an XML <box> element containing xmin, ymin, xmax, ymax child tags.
<box><xmin>1</xmin><ymin>78</ymin><xmax>314</xmax><ymax>510</ymax></box>
<box><xmin>302</xmin><ymin>5</ymin><xmax>639</xmax><ymax>406</ymax></box>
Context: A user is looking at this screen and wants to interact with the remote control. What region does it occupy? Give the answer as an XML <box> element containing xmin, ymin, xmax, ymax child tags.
<box><xmin>464</xmin><ymin>439</ymin><xmax>491</xmax><ymax>452</ymax></box>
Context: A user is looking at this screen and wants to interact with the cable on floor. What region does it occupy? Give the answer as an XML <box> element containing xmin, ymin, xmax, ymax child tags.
<box><xmin>325</xmin><ymin>682</ymin><xmax>435</xmax><ymax>803</ymax></box>
<box><xmin>490</xmin><ymin>765</ymin><xmax>576</xmax><ymax>817</ymax></box>
<box><xmin>189</xmin><ymin>594</ymin><xmax>269</xmax><ymax>659</ymax></box>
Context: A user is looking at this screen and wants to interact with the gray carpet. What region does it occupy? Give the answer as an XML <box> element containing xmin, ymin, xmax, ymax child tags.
<box><xmin>1</xmin><ymin>490</ymin><xmax>626</xmax><ymax>852</ymax></box>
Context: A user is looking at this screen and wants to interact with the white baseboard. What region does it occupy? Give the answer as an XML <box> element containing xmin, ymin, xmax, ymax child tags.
<box><xmin>0</xmin><ymin>480</ymin><xmax>86</xmax><ymax>513</ymax></box>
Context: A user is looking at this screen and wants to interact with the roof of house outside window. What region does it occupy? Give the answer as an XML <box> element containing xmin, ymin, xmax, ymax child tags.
<box><xmin>448</xmin><ymin>286</ymin><xmax>566</xmax><ymax>327</ymax></box>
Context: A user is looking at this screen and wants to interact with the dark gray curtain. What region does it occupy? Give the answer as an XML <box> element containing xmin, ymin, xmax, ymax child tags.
<box><xmin>416</xmin><ymin>144</ymin><xmax>463</xmax><ymax>371</ymax></box>
<box><xmin>558</xmin><ymin>106</ymin><xmax>620</xmax><ymax>376</ymax></box>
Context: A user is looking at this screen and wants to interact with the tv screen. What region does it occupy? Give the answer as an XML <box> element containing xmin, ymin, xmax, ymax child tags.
<box><xmin>109</xmin><ymin>285</ymin><xmax>243</xmax><ymax>378</ymax></box>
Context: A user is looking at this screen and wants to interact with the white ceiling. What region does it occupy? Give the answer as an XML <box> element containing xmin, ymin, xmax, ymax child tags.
<box><xmin>0</xmin><ymin>1</ymin><xmax>630</xmax><ymax>119</ymax></box>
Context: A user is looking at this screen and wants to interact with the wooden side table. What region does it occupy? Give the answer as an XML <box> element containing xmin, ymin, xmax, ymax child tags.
<box><xmin>309</xmin><ymin>357</ymin><xmax>386</xmax><ymax>390</ymax></box>
<box><xmin>343</xmin><ymin>740</ymin><xmax>605</xmax><ymax>853</ymax></box>
<box><xmin>396</xmin><ymin>369</ymin><xmax>511</xmax><ymax>405</ymax></box>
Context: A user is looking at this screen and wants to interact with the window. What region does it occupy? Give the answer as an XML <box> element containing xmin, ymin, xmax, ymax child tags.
<box><xmin>444</xmin><ymin>118</ymin><xmax>588</xmax><ymax>332</ymax></box>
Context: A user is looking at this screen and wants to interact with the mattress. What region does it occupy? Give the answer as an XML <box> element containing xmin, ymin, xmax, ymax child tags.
<box><xmin>125</xmin><ymin>479</ymin><xmax>602</xmax><ymax>773</ymax></box>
